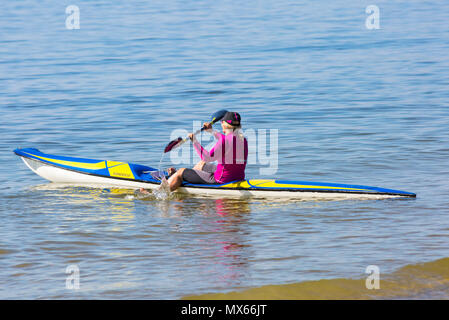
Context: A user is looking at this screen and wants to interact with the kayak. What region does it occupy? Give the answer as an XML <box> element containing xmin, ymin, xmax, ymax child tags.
<box><xmin>14</xmin><ymin>148</ymin><xmax>416</xmax><ymax>200</ymax></box>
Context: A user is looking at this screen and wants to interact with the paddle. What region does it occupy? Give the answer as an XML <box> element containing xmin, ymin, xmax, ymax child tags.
<box><xmin>164</xmin><ymin>109</ymin><xmax>228</xmax><ymax>153</ymax></box>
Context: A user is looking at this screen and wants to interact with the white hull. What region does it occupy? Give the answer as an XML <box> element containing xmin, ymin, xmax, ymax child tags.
<box><xmin>21</xmin><ymin>157</ymin><xmax>402</xmax><ymax>200</ymax></box>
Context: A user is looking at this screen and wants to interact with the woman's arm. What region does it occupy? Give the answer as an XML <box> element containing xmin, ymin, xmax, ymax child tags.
<box><xmin>187</xmin><ymin>122</ymin><xmax>223</xmax><ymax>162</ymax></box>
<box><xmin>201</xmin><ymin>122</ymin><xmax>221</xmax><ymax>140</ymax></box>
<box><xmin>191</xmin><ymin>134</ymin><xmax>223</xmax><ymax>163</ymax></box>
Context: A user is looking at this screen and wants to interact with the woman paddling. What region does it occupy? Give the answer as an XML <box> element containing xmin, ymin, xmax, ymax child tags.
<box><xmin>166</xmin><ymin>111</ymin><xmax>248</xmax><ymax>192</ymax></box>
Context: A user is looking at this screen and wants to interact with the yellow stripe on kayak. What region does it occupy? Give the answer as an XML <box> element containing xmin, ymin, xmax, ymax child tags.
<box><xmin>219</xmin><ymin>180</ymin><xmax>253</xmax><ymax>188</ymax></box>
<box><xmin>22</xmin><ymin>151</ymin><xmax>107</xmax><ymax>170</ymax></box>
<box><xmin>106</xmin><ymin>161</ymin><xmax>135</xmax><ymax>180</ymax></box>
<box><xmin>255</xmin><ymin>181</ymin><xmax>368</xmax><ymax>191</ymax></box>
<box><xmin>222</xmin><ymin>179</ymin><xmax>368</xmax><ymax>191</ymax></box>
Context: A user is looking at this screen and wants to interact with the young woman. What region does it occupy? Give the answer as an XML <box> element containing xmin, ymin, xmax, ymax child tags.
<box><xmin>167</xmin><ymin>111</ymin><xmax>248</xmax><ymax>192</ymax></box>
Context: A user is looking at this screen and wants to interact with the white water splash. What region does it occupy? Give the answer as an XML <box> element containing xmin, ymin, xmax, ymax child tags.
<box><xmin>158</xmin><ymin>152</ymin><xmax>166</xmax><ymax>178</ymax></box>
<box><xmin>152</xmin><ymin>176</ymin><xmax>171</xmax><ymax>200</ymax></box>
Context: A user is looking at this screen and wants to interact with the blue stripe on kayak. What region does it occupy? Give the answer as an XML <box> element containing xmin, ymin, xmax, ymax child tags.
<box><xmin>14</xmin><ymin>148</ymin><xmax>157</xmax><ymax>178</ymax></box>
<box><xmin>15</xmin><ymin>148</ymin><xmax>108</xmax><ymax>175</ymax></box>
<box><xmin>274</xmin><ymin>180</ymin><xmax>415</xmax><ymax>196</ymax></box>
<box><xmin>14</xmin><ymin>148</ymin><xmax>103</xmax><ymax>164</ymax></box>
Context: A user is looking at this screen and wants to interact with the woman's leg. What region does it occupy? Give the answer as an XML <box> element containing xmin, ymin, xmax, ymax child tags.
<box><xmin>139</xmin><ymin>167</ymin><xmax>183</xmax><ymax>193</ymax></box>
<box><xmin>154</xmin><ymin>162</ymin><xmax>214</xmax><ymax>193</ymax></box>
<box><xmin>192</xmin><ymin>160</ymin><xmax>206</xmax><ymax>171</ymax></box>
<box><xmin>168</xmin><ymin>168</ymin><xmax>186</xmax><ymax>192</ymax></box>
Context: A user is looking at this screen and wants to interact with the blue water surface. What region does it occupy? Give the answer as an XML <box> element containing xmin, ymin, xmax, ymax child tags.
<box><xmin>1</xmin><ymin>0</ymin><xmax>449</xmax><ymax>299</ymax></box>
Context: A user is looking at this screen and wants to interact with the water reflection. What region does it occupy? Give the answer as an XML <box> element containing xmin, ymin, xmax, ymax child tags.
<box><xmin>29</xmin><ymin>183</ymin><xmax>137</xmax><ymax>223</ymax></box>
<box><xmin>22</xmin><ymin>184</ymin><xmax>313</xmax><ymax>290</ymax></box>
<box><xmin>169</xmin><ymin>197</ymin><xmax>253</xmax><ymax>286</ymax></box>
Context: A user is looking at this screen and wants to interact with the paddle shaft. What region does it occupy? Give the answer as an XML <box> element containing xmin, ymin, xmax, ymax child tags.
<box><xmin>163</xmin><ymin>109</ymin><xmax>228</xmax><ymax>153</ymax></box>
<box><xmin>182</xmin><ymin>124</ymin><xmax>210</xmax><ymax>142</ymax></box>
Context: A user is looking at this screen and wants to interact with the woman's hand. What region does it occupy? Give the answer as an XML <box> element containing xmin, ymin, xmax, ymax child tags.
<box><xmin>188</xmin><ymin>133</ymin><xmax>195</xmax><ymax>141</ymax></box>
<box><xmin>202</xmin><ymin>122</ymin><xmax>213</xmax><ymax>131</ymax></box>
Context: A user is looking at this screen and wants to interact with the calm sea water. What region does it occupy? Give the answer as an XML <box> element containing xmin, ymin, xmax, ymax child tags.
<box><xmin>1</xmin><ymin>0</ymin><xmax>449</xmax><ymax>299</ymax></box>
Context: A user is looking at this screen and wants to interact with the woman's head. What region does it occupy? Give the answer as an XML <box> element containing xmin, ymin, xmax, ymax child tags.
<box><xmin>221</xmin><ymin>112</ymin><xmax>241</xmax><ymax>131</ymax></box>
<box><xmin>220</xmin><ymin>112</ymin><xmax>245</xmax><ymax>140</ymax></box>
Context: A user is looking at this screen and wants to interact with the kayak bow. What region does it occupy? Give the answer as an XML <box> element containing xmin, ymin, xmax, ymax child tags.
<box><xmin>14</xmin><ymin>148</ymin><xmax>416</xmax><ymax>200</ymax></box>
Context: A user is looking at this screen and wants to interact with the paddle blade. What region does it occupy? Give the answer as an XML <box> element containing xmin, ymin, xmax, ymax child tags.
<box><xmin>210</xmin><ymin>109</ymin><xmax>228</xmax><ymax>124</ymax></box>
<box><xmin>164</xmin><ymin>137</ymin><xmax>183</xmax><ymax>153</ymax></box>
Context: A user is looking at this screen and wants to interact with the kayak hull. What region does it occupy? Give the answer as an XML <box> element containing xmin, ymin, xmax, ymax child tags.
<box><xmin>14</xmin><ymin>148</ymin><xmax>416</xmax><ymax>200</ymax></box>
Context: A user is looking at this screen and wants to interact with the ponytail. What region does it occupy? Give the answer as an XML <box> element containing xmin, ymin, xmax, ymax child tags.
<box><xmin>222</xmin><ymin>121</ymin><xmax>245</xmax><ymax>141</ymax></box>
<box><xmin>233</xmin><ymin>126</ymin><xmax>245</xmax><ymax>141</ymax></box>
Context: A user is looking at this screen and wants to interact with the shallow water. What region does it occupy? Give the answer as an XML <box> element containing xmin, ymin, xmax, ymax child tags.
<box><xmin>1</xmin><ymin>1</ymin><xmax>449</xmax><ymax>299</ymax></box>
<box><xmin>185</xmin><ymin>257</ymin><xmax>449</xmax><ymax>300</ymax></box>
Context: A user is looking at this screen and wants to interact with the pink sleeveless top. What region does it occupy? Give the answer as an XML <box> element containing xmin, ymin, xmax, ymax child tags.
<box><xmin>193</xmin><ymin>131</ymin><xmax>248</xmax><ymax>184</ymax></box>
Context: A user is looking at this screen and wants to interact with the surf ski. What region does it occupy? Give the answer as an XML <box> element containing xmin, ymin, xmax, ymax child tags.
<box><xmin>14</xmin><ymin>148</ymin><xmax>416</xmax><ymax>200</ymax></box>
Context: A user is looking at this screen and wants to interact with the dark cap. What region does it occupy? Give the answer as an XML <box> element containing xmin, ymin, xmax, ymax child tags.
<box><xmin>221</xmin><ymin>112</ymin><xmax>241</xmax><ymax>126</ymax></box>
